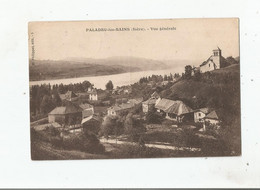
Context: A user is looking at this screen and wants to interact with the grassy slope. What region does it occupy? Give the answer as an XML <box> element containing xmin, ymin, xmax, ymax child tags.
<box><xmin>31</xmin><ymin>140</ymin><xmax>108</xmax><ymax>160</ymax></box>
<box><xmin>161</xmin><ymin>64</ymin><xmax>240</xmax><ymax>122</ymax></box>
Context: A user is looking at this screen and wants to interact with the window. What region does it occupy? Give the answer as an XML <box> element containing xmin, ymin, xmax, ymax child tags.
<box><xmin>198</xmin><ymin>113</ymin><xmax>201</xmax><ymax>117</ymax></box>
<box><xmin>209</xmin><ymin>64</ymin><xmax>210</xmax><ymax>67</ymax></box>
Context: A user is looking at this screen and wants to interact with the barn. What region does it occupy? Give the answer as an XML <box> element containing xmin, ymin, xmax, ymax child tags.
<box><xmin>48</xmin><ymin>101</ymin><xmax>83</xmax><ymax>125</ymax></box>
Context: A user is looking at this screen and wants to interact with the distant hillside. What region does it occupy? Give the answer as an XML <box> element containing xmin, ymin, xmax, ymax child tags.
<box><xmin>65</xmin><ymin>56</ymin><xmax>169</xmax><ymax>71</ymax></box>
<box><xmin>29</xmin><ymin>57</ymin><xmax>169</xmax><ymax>81</ymax></box>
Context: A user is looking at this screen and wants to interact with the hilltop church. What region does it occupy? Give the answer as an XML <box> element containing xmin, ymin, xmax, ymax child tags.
<box><xmin>199</xmin><ymin>47</ymin><xmax>230</xmax><ymax>73</ymax></box>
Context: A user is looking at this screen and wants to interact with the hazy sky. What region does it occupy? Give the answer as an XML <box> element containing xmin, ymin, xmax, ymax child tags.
<box><xmin>29</xmin><ymin>18</ymin><xmax>239</xmax><ymax>63</ymax></box>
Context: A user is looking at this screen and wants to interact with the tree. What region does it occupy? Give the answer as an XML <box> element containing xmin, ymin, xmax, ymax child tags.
<box><xmin>184</xmin><ymin>65</ymin><xmax>193</xmax><ymax>79</ymax></box>
<box><xmin>106</xmin><ymin>80</ymin><xmax>114</xmax><ymax>90</ymax></box>
<box><xmin>51</xmin><ymin>90</ymin><xmax>62</xmax><ymax>106</ymax></box>
<box><xmin>146</xmin><ymin>107</ymin><xmax>162</xmax><ymax>124</ymax></box>
<box><xmin>124</xmin><ymin>113</ymin><xmax>146</xmax><ymax>142</ymax></box>
<box><xmin>100</xmin><ymin>116</ymin><xmax>117</xmax><ymax>139</ymax></box>
<box><xmin>40</xmin><ymin>95</ymin><xmax>55</xmax><ymax>114</ymax></box>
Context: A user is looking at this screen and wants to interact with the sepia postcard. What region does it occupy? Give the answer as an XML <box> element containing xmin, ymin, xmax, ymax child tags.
<box><xmin>29</xmin><ymin>18</ymin><xmax>240</xmax><ymax>160</ymax></box>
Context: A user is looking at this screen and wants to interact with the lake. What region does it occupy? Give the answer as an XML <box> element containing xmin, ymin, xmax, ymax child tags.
<box><xmin>29</xmin><ymin>66</ymin><xmax>184</xmax><ymax>89</ymax></box>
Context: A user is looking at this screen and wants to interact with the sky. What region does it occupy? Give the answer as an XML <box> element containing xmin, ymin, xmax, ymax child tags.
<box><xmin>29</xmin><ymin>18</ymin><xmax>239</xmax><ymax>63</ymax></box>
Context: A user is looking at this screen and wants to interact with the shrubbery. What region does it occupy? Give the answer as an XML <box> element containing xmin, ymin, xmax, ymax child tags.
<box><xmin>31</xmin><ymin>127</ymin><xmax>105</xmax><ymax>154</ymax></box>
<box><xmin>62</xmin><ymin>133</ymin><xmax>105</xmax><ymax>154</ymax></box>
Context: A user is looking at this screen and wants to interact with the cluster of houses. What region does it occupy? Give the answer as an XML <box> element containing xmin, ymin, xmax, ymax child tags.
<box><xmin>142</xmin><ymin>91</ymin><xmax>221</xmax><ymax>130</ymax></box>
<box><xmin>48</xmin><ymin>100</ymin><xmax>101</xmax><ymax>132</ymax></box>
<box><xmin>60</xmin><ymin>87</ymin><xmax>98</xmax><ymax>102</ymax></box>
<box><xmin>112</xmin><ymin>86</ymin><xmax>132</xmax><ymax>95</ymax></box>
<box><xmin>48</xmin><ymin>87</ymin><xmax>101</xmax><ymax>133</ymax></box>
<box><xmin>47</xmin><ymin>86</ymin><xmax>220</xmax><ymax>133</ymax></box>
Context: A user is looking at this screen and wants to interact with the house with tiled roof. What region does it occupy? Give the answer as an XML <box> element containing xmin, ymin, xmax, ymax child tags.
<box><xmin>142</xmin><ymin>91</ymin><xmax>160</xmax><ymax>113</ymax></box>
<box><xmin>155</xmin><ymin>98</ymin><xmax>193</xmax><ymax>122</ymax></box>
<box><xmin>107</xmin><ymin>98</ymin><xmax>142</xmax><ymax>116</ymax></box>
<box><xmin>107</xmin><ymin>103</ymin><xmax>134</xmax><ymax>116</ymax></box>
<box><xmin>48</xmin><ymin>101</ymin><xmax>83</xmax><ymax>125</ymax></box>
<box><xmin>204</xmin><ymin>110</ymin><xmax>220</xmax><ymax>124</ymax></box>
<box><xmin>194</xmin><ymin>107</ymin><xmax>214</xmax><ymax>123</ymax></box>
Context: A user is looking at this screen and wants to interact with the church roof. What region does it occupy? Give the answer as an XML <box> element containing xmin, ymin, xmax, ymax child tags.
<box><xmin>200</xmin><ymin>55</ymin><xmax>215</xmax><ymax>67</ymax></box>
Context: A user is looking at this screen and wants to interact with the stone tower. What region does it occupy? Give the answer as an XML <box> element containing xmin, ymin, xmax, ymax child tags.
<box><xmin>212</xmin><ymin>47</ymin><xmax>222</xmax><ymax>69</ymax></box>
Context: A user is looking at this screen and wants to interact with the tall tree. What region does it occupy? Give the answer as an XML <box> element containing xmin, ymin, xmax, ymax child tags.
<box><xmin>106</xmin><ymin>80</ymin><xmax>114</xmax><ymax>90</ymax></box>
<box><xmin>40</xmin><ymin>95</ymin><xmax>55</xmax><ymax>114</ymax></box>
<box><xmin>184</xmin><ymin>65</ymin><xmax>193</xmax><ymax>79</ymax></box>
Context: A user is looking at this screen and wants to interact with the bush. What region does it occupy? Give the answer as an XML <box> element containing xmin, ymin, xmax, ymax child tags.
<box><xmin>146</xmin><ymin>108</ymin><xmax>163</xmax><ymax>124</ymax></box>
<box><xmin>62</xmin><ymin>133</ymin><xmax>105</xmax><ymax>154</ymax></box>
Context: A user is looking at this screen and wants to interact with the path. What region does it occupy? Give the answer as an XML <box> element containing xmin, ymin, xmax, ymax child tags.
<box><xmin>99</xmin><ymin>137</ymin><xmax>201</xmax><ymax>152</ymax></box>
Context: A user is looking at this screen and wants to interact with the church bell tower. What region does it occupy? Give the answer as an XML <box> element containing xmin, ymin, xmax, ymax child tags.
<box><xmin>212</xmin><ymin>47</ymin><xmax>221</xmax><ymax>69</ymax></box>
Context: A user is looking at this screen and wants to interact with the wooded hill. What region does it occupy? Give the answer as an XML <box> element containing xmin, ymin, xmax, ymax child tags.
<box><xmin>29</xmin><ymin>56</ymin><xmax>169</xmax><ymax>81</ymax></box>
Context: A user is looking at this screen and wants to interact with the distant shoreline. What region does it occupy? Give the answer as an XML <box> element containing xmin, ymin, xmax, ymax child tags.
<box><xmin>29</xmin><ymin>67</ymin><xmax>172</xmax><ymax>82</ymax></box>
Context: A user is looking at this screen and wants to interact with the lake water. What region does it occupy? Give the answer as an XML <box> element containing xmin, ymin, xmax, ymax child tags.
<box><xmin>29</xmin><ymin>67</ymin><xmax>184</xmax><ymax>89</ymax></box>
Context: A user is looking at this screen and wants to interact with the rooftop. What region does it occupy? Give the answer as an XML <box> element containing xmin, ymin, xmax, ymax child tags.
<box><xmin>49</xmin><ymin>101</ymin><xmax>83</xmax><ymax>115</ymax></box>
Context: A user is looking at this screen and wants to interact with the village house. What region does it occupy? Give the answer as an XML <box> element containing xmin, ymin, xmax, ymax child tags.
<box><xmin>79</xmin><ymin>103</ymin><xmax>94</xmax><ymax>119</ymax></box>
<box><xmin>107</xmin><ymin>103</ymin><xmax>134</xmax><ymax>116</ymax></box>
<box><xmin>200</xmin><ymin>110</ymin><xmax>221</xmax><ymax>131</ymax></box>
<box><xmin>155</xmin><ymin>98</ymin><xmax>193</xmax><ymax>122</ymax></box>
<box><xmin>115</xmin><ymin>98</ymin><xmax>128</xmax><ymax>105</ymax></box>
<box><xmin>48</xmin><ymin>101</ymin><xmax>83</xmax><ymax>125</ymax></box>
<box><xmin>107</xmin><ymin>98</ymin><xmax>143</xmax><ymax>116</ymax></box>
<box><xmin>151</xmin><ymin>91</ymin><xmax>160</xmax><ymax>99</ymax></box>
<box><xmin>89</xmin><ymin>89</ymin><xmax>98</xmax><ymax>101</ymax></box>
<box><xmin>194</xmin><ymin>107</ymin><xmax>213</xmax><ymax>123</ymax></box>
<box><xmin>204</xmin><ymin>110</ymin><xmax>220</xmax><ymax>125</ymax></box>
<box><xmin>81</xmin><ymin>114</ymin><xmax>102</xmax><ymax>135</ymax></box>
<box><xmin>127</xmin><ymin>97</ymin><xmax>143</xmax><ymax>105</ymax></box>
<box><xmin>161</xmin><ymin>81</ymin><xmax>169</xmax><ymax>86</ymax></box>
<box><xmin>142</xmin><ymin>91</ymin><xmax>160</xmax><ymax>113</ymax></box>
<box><xmin>60</xmin><ymin>90</ymin><xmax>78</xmax><ymax>101</ymax></box>
<box><xmin>123</xmin><ymin>87</ymin><xmax>132</xmax><ymax>95</ymax></box>
<box><xmin>102</xmin><ymin>100</ymin><xmax>111</xmax><ymax>106</ymax></box>
<box><xmin>142</xmin><ymin>98</ymin><xmax>157</xmax><ymax>113</ymax></box>
<box><xmin>199</xmin><ymin>47</ymin><xmax>230</xmax><ymax>73</ymax></box>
